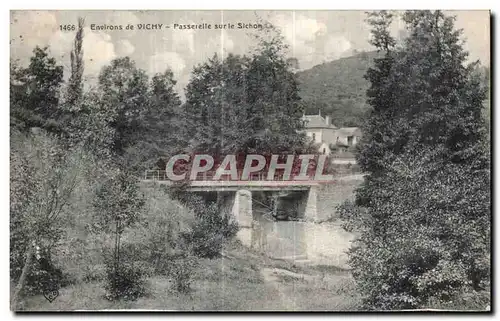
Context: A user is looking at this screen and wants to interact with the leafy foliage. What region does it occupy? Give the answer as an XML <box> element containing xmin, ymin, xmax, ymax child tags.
<box><xmin>10</xmin><ymin>47</ymin><xmax>64</xmax><ymax>133</ymax></box>
<box><xmin>179</xmin><ymin>196</ymin><xmax>238</xmax><ymax>259</ymax></box>
<box><xmin>181</xmin><ymin>29</ymin><xmax>308</xmax><ymax>159</ymax></box>
<box><xmin>170</xmin><ymin>256</ymin><xmax>198</xmax><ymax>293</ymax></box>
<box><xmin>339</xmin><ymin>10</ymin><xmax>490</xmax><ymax>310</ymax></box>
<box><xmin>10</xmin><ymin>130</ymin><xmax>87</xmax><ymax>306</ymax></box>
<box><xmin>65</xmin><ymin>17</ymin><xmax>85</xmax><ymax>108</ymax></box>
<box><xmin>93</xmin><ymin>171</ymin><xmax>146</xmax><ymax>300</ymax></box>
<box><xmin>93</xmin><ymin>172</ymin><xmax>145</xmax><ymax>232</ymax></box>
<box><xmin>131</xmin><ymin>187</ymin><xmax>195</xmax><ymax>274</ymax></box>
<box><xmin>123</xmin><ymin>70</ymin><xmax>182</xmax><ymax>171</ymax></box>
<box><xmin>103</xmin><ymin>244</ymin><xmax>149</xmax><ymax>301</ymax></box>
<box><xmin>97</xmin><ymin>57</ymin><xmax>150</xmax><ymax>155</ymax></box>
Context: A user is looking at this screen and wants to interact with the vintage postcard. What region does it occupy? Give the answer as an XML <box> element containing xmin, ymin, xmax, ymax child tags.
<box><xmin>9</xmin><ymin>10</ymin><xmax>491</xmax><ymax>312</ymax></box>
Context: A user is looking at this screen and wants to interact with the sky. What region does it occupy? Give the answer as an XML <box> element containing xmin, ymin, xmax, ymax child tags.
<box><xmin>10</xmin><ymin>10</ymin><xmax>490</xmax><ymax>97</ymax></box>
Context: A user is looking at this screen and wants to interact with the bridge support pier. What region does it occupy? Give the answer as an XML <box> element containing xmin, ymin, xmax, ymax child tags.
<box><xmin>232</xmin><ymin>189</ymin><xmax>253</xmax><ymax>228</ymax></box>
<box><xmin>231</xmin><ymin>189</ymin><xmax>253</xmax><ymax>247</ymax></box>
<box><xmin>304</xmin><ymin>186</ymin><xmax>319</xmax><ymax>222</ymax></box>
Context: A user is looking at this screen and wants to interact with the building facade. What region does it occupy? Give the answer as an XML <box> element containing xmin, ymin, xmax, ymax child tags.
<box><xmin>302</xmin><ymin>112</ymin><xmax>362</xmax><ymax>157</ymax></box>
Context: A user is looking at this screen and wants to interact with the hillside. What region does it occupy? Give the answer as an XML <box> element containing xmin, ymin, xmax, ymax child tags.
<box><xmin>296</xmin><ymin>51</ymin><xmax>380</xmax><ymax>127</ymax></box>
<box><xmin>297</xmin><ymin>51</ymin><xmax>490</xmax><ymax>128</ymax></box>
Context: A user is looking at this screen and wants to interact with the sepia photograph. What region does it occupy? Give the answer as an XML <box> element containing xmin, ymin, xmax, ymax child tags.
<box><xmin>9</xmin><ymin>9</ymin><xmax>491</xmax><ymax>312</ymax></box>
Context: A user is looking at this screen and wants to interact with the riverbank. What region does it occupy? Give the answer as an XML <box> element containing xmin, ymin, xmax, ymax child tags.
<box><xmin>18</xmin><ymin>240</ymin><xmax>361</xmax><ymax>311</ymax></box>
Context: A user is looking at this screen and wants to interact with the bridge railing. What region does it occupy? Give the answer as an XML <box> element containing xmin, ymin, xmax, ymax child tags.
<box><xmin>144</xmin><ymin>170</ymin><xmax>286</xmax><ymax>182</ymax></box>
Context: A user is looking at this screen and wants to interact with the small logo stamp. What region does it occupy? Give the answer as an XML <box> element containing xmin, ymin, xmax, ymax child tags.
<box><xmin>43</xmin><ymin>289</ymin><xmax>59</xmax><ymax>303</ymax></box>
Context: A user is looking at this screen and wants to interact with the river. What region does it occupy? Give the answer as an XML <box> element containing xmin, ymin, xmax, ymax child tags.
<box><xmin>237</xmin><ymin>220</ymin><xmax>355</xmax><ymax>269</ymax></box>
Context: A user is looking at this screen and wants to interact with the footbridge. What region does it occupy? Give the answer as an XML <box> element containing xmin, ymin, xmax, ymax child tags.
<box><xmin>142</xmin><ymin>170</ymin><xmax>364</xmax><ymax>226</ymax></box>
<box><xmin>143</xmin><ymin>170</ymin><xmax>327</xmax><ymax>191</ymax></box>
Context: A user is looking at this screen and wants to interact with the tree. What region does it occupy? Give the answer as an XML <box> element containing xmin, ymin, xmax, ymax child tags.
<box><xmin>58</xmin><ymin>17</ymin><xmax>85</xmax><ymax>144</ymax></box>
<box><xmin>66</xmin><ymin>17</ymin><xmax>85</xmax><ymax>108</ymax></box>
<box><xmin>93</xmin><ymin>171</ymin><xmax>146</xmax><ymax>300</ymax></box>
<box><xmin>340</xmin><ymin>10</ymin><xmax>490</xmax><ymax>309</ymax></box>
<box><xmin>10</xmin><ymin>130</ymin><xmax>85</xmax><ymax>309</ymax></box>
<box><xmin>51</xmin><ymin>18</ymin><xmax>115</xmax><ymax>159</ymax></box>
<box><xmin>10</xmin><ymin>47</ymin><xmax>64</xmax><ymax>133</ymax></box>
<box><xmin>123</xmin><ymin>69</ymin><xmax>182</xmax><ymax>171</ymax></box>
<box><xmin>97</xmin><ymin>57</ymin><xmax>150</xmax><ymax>155</ymax></box>
<box><xmin>181</xmin><ymin>27</ymin><xmax>311</xmax><ymax>173</ymax></box>
<box><xmin>182</xmin><ymin>53</ymin><xmax>252</xmax><ymax>156</ymax></box>
<box><xmin>148</xmin><ymin>70</ymin><xmax>182</xmax><ymax>149</ymax></box>
<box><xmin>245</xmin><ymin>28</ymin><xmax>306</xmax><ymax>154</ymax></box>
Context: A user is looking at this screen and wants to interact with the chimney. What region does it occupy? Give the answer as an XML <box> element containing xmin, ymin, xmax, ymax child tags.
<box><xmin>325</xmin><ymin>115</ymin><xmax>331</xmax><ymax>125</ymax></box>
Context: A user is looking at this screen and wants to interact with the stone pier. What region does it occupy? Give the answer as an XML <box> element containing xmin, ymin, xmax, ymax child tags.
<box><xmin>231</xmin><ymin>189</ymin><xmax>253</xmax><ymax>246</ymax></box>
<box><xmin>303</xmin><ymin>186</ymin><xmax>319</xmax><ymax>222</ymax></box>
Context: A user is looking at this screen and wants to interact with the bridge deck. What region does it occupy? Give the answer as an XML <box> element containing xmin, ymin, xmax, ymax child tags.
<box><xmin>141</xmin><ymin>179</ymin><xmax>328</xmax><ymax>191</ymax></box>
<box><xmin>142</xmin><ymin>170</ymin><xmax>363</xmax><ymax>191</ymax></box>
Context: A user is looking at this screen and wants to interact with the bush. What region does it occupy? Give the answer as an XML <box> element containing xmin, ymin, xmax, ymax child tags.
<box><xmin>104</xmin><ymin>261</ymin><xmax>148</xmax><ymax>301</ymax></box>
<box><xmin>340</xmin><ymin>154</ymin><xmax>490</xmax><ymax>310</ymax></box>
<box><xmin>182</xmin><ymin>201</ymin><xmax>238</xmax><ymax>258</ymax></box>
<box><xmin>103</xmin><ymin>244</ymin><xmax>149</xmax><ymax>301</ymax></box>
<box><xmin>426</xmin><ymin>289</ymin><xmax>490</xmax><ymax>311</ymax></box>
<box><xmin>82</xmin><ymin>264</ymin><xmax>106</xmax><ymax>283</ymax></box>
<box><xmin>134</xmin><ymin>187</ymin><xmax>196</xmax><ymax>274</ymax></box>
<box><xmin>170</xmin><ymin>256</ymin><xmax>198</xmax><ymax>293</ymax></box>
<box><xmin>24</xmin><ymin>249</ymin><xmax>72</xmax><ymax>296</ymax></box>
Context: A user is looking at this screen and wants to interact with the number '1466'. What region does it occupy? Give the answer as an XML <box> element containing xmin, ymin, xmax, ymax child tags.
<box><xmin>59</xmin><ymin>25</ymin><xmax>76</xmax><ymax>31</ymax></box>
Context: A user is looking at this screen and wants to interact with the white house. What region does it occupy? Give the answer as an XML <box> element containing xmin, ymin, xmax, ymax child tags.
<box><xmin>334</xmin><ymin>127</ymin><xmax>362</xmax><ymax>149</ymax></box>
<box><xmin>302</xmin><ymin>113</ymin><xmax>337</xmax><ymax>155</ymax></box>
<box><xmin>302</xmin><ymin>112</ymin><xmax>362</xmax><ymax>156</ymax></box>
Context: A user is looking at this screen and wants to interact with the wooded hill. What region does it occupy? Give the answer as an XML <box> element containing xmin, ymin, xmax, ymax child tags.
<box><xmin>296</xmin><ymin>51</ymin><xmax>490</xmax><ymax>128</ymax></box>
<box><xmin>296</xmin><ymin>51</ymin><xmax>381</xmax><ymax>127</ymax></box>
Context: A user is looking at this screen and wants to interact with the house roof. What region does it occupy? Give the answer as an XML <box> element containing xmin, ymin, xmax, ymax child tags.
<box><xmin>336</xmin><ymin>127</ymin><xmax>361</xmax><ymax>136</ymax></box>
<box><xmin>302</xmin><ymin>115</ymin><xmax>337</xmax><ymax>129</ymax></box>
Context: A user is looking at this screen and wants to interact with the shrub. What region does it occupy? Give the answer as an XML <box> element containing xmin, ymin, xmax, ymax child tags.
<box><xmin>82</xmin><ymin>264</ymin><xmax>106</xmax><ymax>283</ymax></box>
<box><xmin>23</xmin><ymin>249</ymin><xmax>72</xmax><ymax>296</ymax></box>
<box><xmin>426</xmin><ymin>289</ymin><xmax>490</xmax><ymax>311</ymax></box>
<box><xmin>104</xmin><ymin>261</ymin><xmax>148</xmax><ymax>301</ymax></box>
<box><xmin>170</xmin><ymin>256</ymin><xmax>198</xmax><ymax>293</ymax></box>
<box><xmin>339</xmin><ymin>154</ymin><xmax>490</xmax><ymax>309</ymax></box>
<box><xmin>134</xmin><ymin>187</ymin><xmax>195</xmax><ymax>274</ymax></box>
<box><xmin>182</xmin><ymin>201</ymin><xmax>238</xmax><ymax>258</ymax></box>
<box><xmin>103</xmin><ymin>244</ymin><xmax>149</xmax><ymax>301</ymax></box>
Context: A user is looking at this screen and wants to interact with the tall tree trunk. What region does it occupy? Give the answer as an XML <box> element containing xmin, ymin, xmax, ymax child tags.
<box><xmin>11</xmin><ymin>245</ymin><xmax>34</xmax><ymax>310</ymax></box>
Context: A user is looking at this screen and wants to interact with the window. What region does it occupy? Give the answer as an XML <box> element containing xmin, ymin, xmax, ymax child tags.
<box><xmin>312</xmin><ymin>133</ymin><xmax>316</xmax><ymax>141</ymax></box>
<box><xmin>322</xmin><ymin>148</ymin><xmax>326</xmax><ymax>154</ymax></box>
<box><xmin>347</xmin><ymin>136</ymin><xmax>354</xmax><ymax>146</ymax></box>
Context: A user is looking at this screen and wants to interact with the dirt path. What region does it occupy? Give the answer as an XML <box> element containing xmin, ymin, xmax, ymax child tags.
<box><xmin>260</xmin><ymin>268</ymin><xmax>299</xmax><ymax>311</ymax></box>
<box><xmin>260</xmin><ymin>267</ymin><xmax>323</xmax><ymax>311</ymax></box>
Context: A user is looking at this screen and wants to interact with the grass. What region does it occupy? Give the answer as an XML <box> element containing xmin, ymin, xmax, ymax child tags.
<box><xmin>17</xmin><ymin>240</ymin><xmax>361</xmax><ymax>311</ymax></box>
